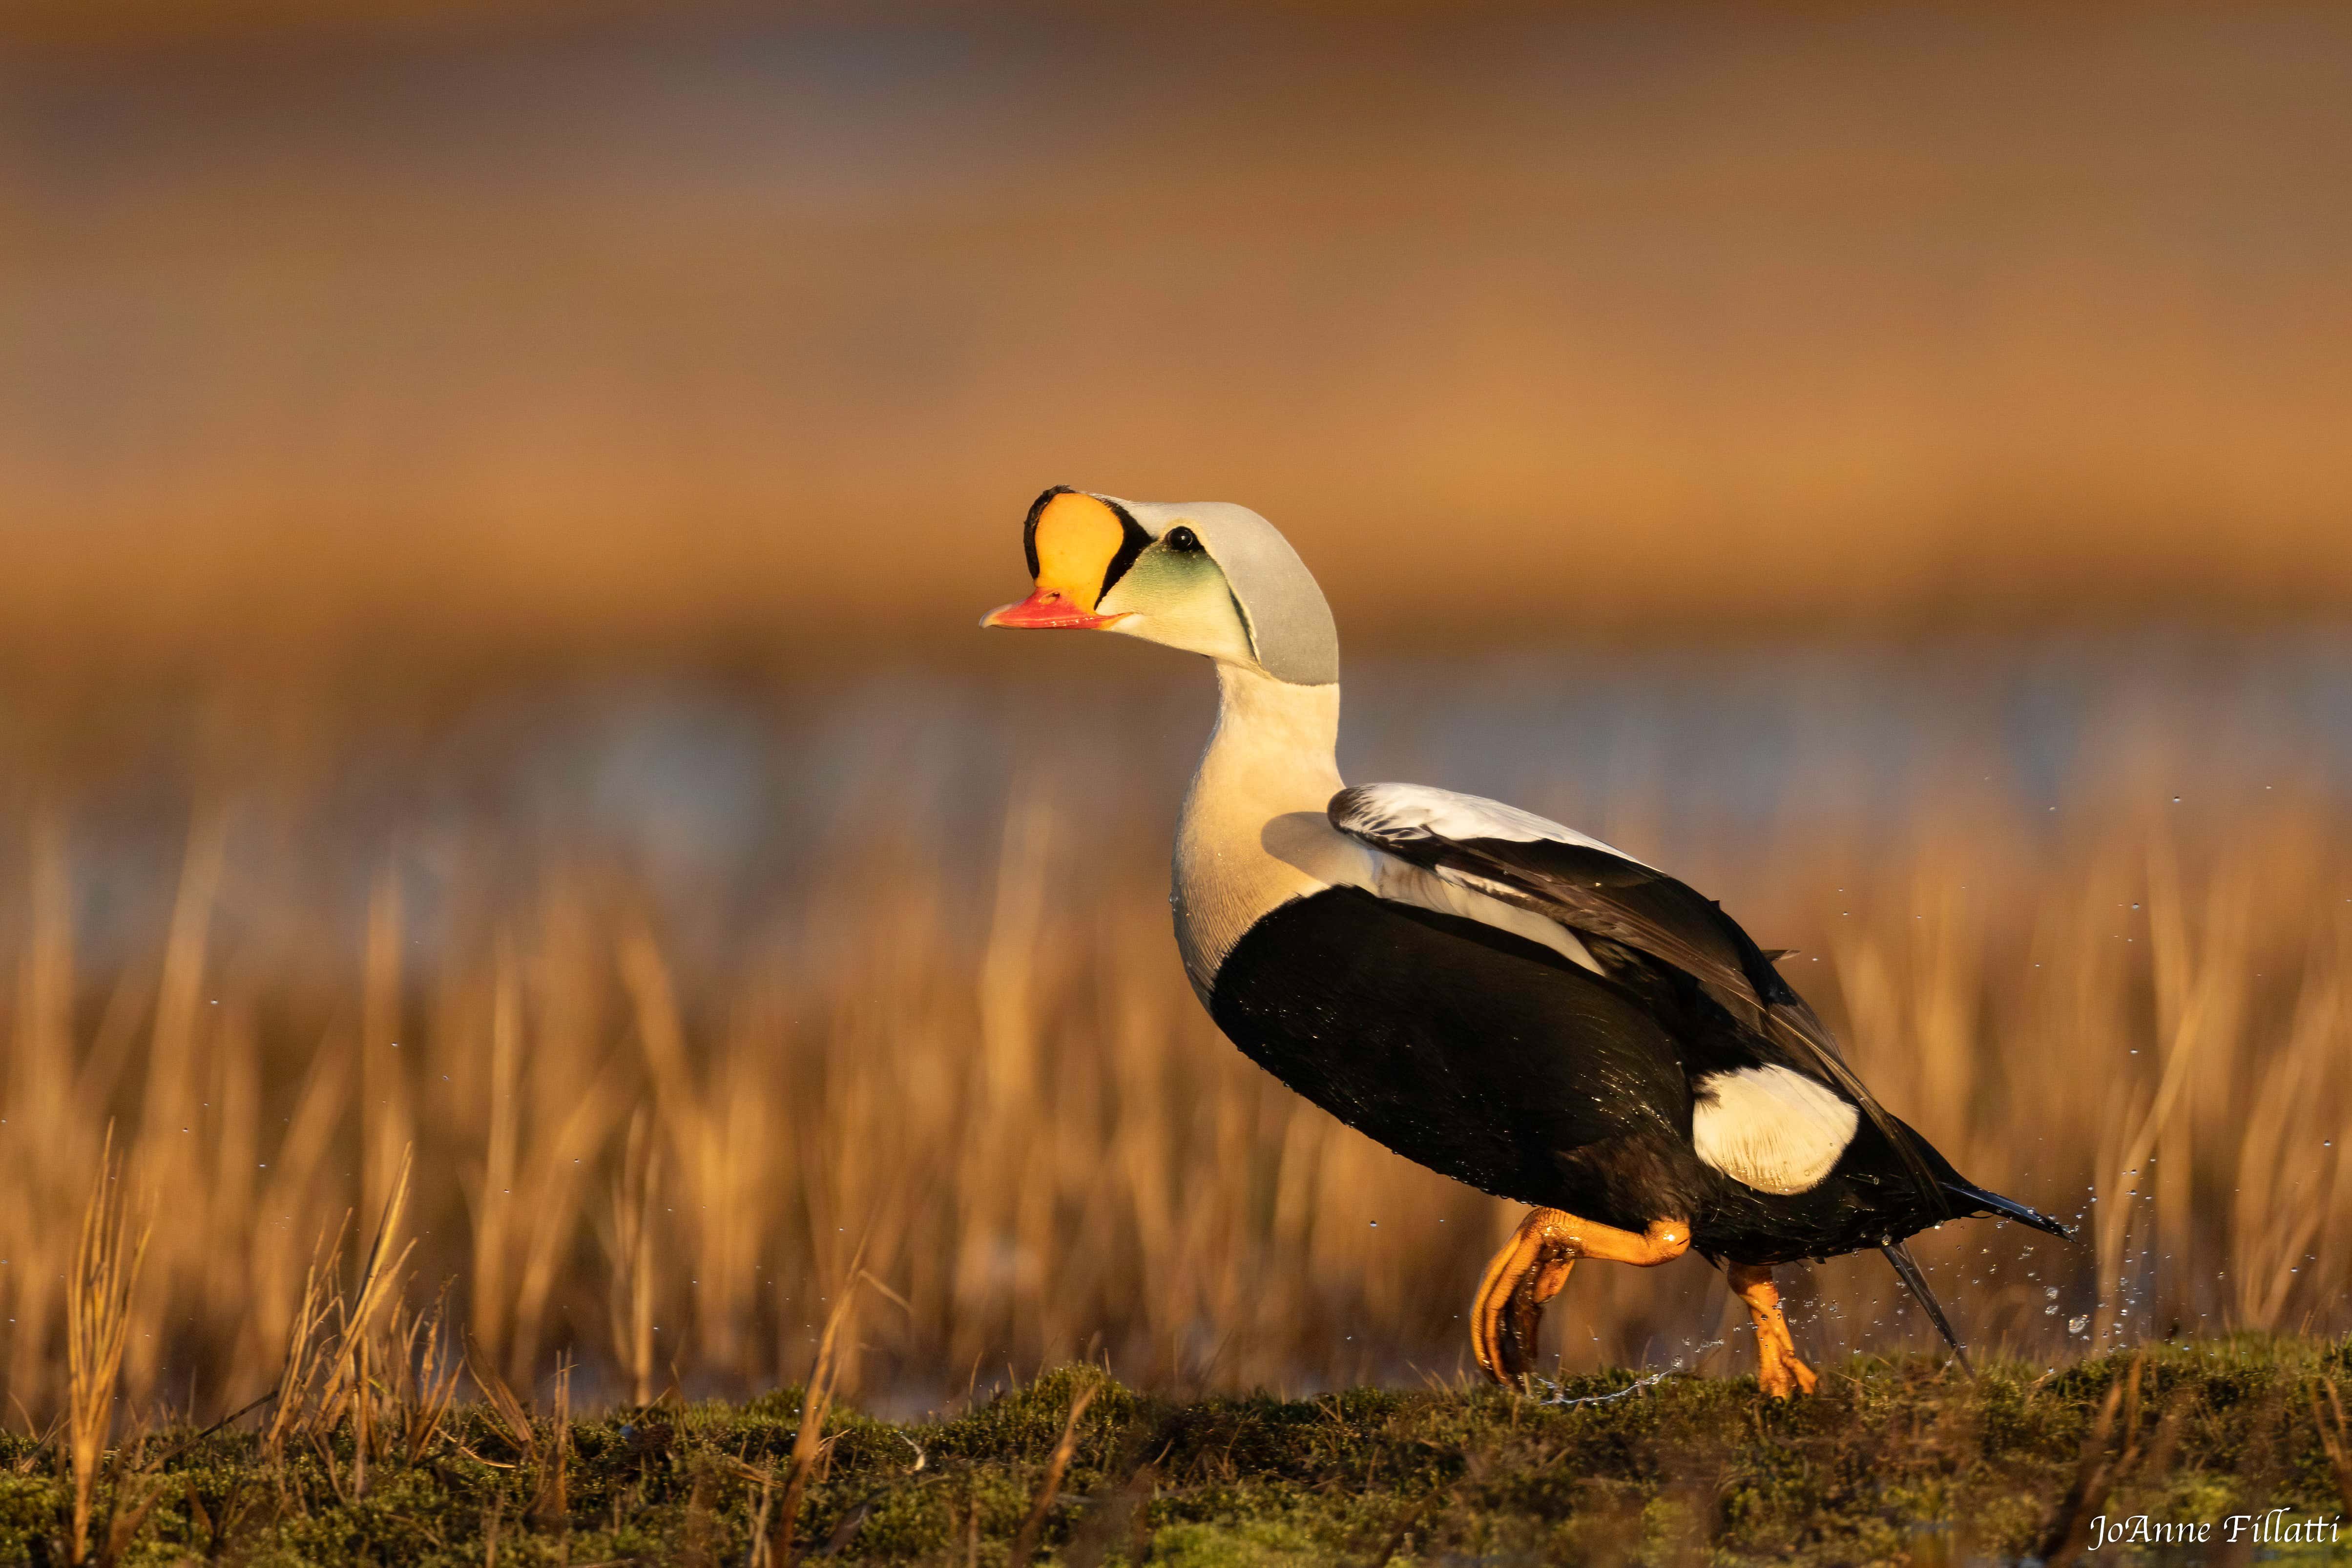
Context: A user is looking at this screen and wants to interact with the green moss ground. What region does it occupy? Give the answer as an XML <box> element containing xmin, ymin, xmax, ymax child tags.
<box><xmin>7</xmin><ymin>1339</ymin><xmax>2351</xmax><ymax>1566</ymax></box>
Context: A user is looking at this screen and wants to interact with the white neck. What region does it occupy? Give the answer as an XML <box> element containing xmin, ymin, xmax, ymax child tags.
<box><xmin>1171</xmin><ymin>664</ymin><xmax>1347</xmax><ymax>993</ymax></box>
<box><xmin>1195</xmin><ymin>663</ymin><xmax>1342</xmax><ymax>813</ymax></box>
<box><xmin>1168</xmin><ymin>661</ymin><xmax>1605</xmax><ymax>995</ymax></box>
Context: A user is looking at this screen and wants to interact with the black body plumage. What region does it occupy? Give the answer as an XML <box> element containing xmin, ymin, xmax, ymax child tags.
<box><xmin>1207</xmin><ymin>882</ymin><xmax>2064</xmax><ymax>1266</ymax></box>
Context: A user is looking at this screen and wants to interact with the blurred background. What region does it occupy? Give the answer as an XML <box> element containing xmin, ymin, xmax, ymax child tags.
<box><xmin>0</xmin><ymin>1</ymin><xmax>2347</xmax><ymax>1416</ymax></box>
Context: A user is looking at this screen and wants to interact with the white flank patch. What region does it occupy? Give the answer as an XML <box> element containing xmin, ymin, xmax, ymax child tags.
<box><xmin>1335</xmin><ymin>783</ymin><xmax>1655</xmax><ymax>869</ymax></box>
<box><xmin>1691</xmin><ymin>1066</ymin><xmax>1859</xmax><ymax>1194</ymax></box>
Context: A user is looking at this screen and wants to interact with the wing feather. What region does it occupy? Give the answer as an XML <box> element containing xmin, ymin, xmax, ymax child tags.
<box><xmin>1330</xmin><ymin>782</ymin><xmax>1947</xmax><ymax>1211</ymax></box>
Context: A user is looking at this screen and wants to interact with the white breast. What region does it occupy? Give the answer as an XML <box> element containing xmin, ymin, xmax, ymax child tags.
<box><xmin>1691</xmin><ymin>1065</ymin><xmax>1859</xmax><ymax>1194</ymax></box>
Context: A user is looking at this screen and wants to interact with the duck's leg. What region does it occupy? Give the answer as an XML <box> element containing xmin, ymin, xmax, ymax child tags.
<box><xmin>1728</xmin><ymin>1261</ymin><xmax>1818</xmax><ymax>1399</ymax></box>
<box><xmin>1471</xmin><ymin>1211</ymin><xmax>1690</xmax><ymax>1387</ymax></box>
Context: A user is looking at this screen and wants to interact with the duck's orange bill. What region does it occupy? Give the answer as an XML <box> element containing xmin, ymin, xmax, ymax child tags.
<box><xmin>980</xmin><ymin>588</ymin><xmax>1127</xmax><ymax>630</ymax></box>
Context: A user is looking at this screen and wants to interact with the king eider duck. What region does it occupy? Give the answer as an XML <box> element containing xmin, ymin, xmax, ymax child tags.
<box><xmin>982</xmin><ymin>487</ymin><xmax>2070</xmax><ymax>1396</ymax></box>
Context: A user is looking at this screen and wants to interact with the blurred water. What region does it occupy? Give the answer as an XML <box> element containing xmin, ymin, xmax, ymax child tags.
<box><xmin>7</xmin><ymin>629</ymin><xmax>2349</xmax><ymax>975</ymax></box>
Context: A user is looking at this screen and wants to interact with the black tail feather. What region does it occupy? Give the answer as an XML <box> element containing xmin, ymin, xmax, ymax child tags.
<box><xmin>1868</xmin><ymin>1185</ymin><xmax>2070</xmax><ymax>1376</ymax></box>
<box><xmin>1879</xmin><ymin>1241</ymin><xmax>1974</xmax><ymax>1376</ymax></box>
<box><xmin>1946</xmin><ymin>1180</ymin><xmax>2075</xmax><ymax>1239</ymax></box>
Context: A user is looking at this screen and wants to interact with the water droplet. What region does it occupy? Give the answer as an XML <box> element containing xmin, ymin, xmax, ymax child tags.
<box><xmin>2068</xmin><ymin>1316</ymin><xmax>2090</xmax><ymax>1335</ymax></box>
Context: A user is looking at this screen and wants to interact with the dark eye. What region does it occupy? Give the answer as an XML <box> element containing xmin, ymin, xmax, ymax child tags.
<box><xmin>1165</xmin><ymin>526</ymin><xmax>1201</xmax><ymax>553</ymax></box>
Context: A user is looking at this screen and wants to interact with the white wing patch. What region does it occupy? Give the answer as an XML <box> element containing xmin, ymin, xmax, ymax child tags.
<box><xmin>1352</xmin><ymin>846</ymin><xmax>1603</xmax><ymax>974</ymax></box>
<box><xmin>1691</xmin><ymin>1066</ymin><xmax>1858</xmax><ymax>1194</ymax></box>
<box><xmin>1335</xmin><ymin>783</ymin><xmax>1656</xmax><ymax>870</ymax></box>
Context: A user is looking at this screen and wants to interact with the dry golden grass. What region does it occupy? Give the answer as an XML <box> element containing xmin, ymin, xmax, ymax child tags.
<box><xmin>0</xmin><ymin>668</ymin><xmax>2343</xmax><ymax>1428</ymax></box>
<box><xmin>63</xmin><ymin>1132</ymin><xmax>148</xmax><ymax>1566</ymax></box>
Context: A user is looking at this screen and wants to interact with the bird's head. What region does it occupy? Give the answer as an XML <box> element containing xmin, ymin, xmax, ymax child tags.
<box><xmin>981</xmin><ymin>487</ymin><xmax>1338</xmax><ymax>686</ymax></box>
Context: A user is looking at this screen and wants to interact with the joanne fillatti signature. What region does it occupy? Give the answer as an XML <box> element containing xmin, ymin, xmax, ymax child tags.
<box><xmin>2088</xmin><ymin>1509</ymin><xmax>2342</xmax><ymax>1550</ymax></box>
